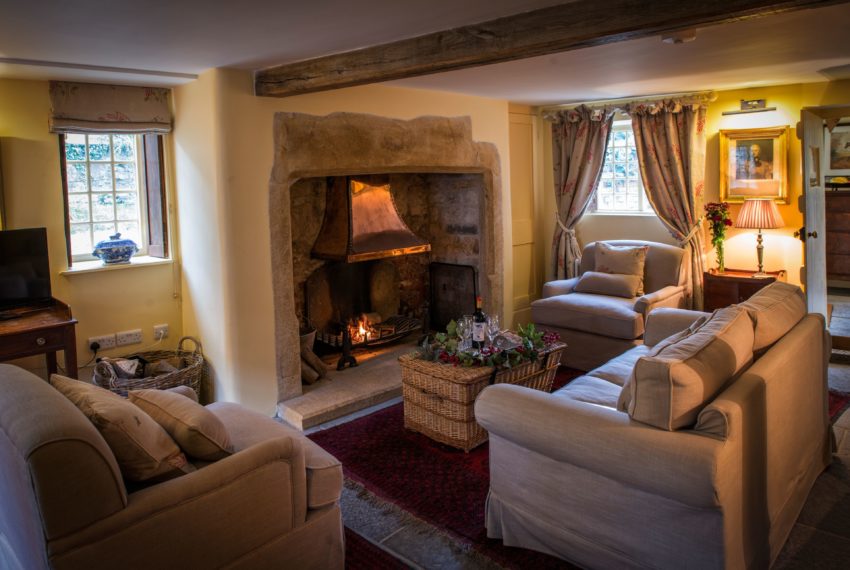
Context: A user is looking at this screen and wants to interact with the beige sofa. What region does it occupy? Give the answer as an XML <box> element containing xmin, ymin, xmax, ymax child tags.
<box><xmin>477</xmin><ymin>283</ymin><xmax>831</xmax><ymax>569</ymax></box>
<box><xmin>531</xmin><ymin>240</ymin><xmax>688</xmax><ymax>371</ymax></box>
<box><xmin>0</xmin><ymin>365</ymin><xmax>344</xmax><ymax>570</ymax></box>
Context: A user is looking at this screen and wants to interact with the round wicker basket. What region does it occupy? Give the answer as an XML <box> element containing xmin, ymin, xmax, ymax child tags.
<box><xmin>93</xmin><ymin>336</ymin><xmax>204</xmax><ymax>398</ymax></box>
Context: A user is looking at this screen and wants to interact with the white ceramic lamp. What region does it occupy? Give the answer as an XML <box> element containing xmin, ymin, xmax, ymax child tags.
<box><xmin>735</xmin><ymin>198</ymin><xmax>784</xmax><ymax>278</ymax></box>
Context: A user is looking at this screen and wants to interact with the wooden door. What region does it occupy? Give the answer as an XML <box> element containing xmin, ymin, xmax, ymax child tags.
<box><xmin>801</xmin><ymin>109</ymin><xmax>828</xmax><ymax>317</ymax></box>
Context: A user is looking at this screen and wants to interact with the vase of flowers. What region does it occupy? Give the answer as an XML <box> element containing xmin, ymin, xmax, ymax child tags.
<box><xmin>704</xmin><ymin>202</ymin><xmax>733</xmax><ymax>273</ymax></box>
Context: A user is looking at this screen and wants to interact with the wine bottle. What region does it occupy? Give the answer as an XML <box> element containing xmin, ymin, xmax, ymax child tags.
<box><xmin>472</xmin><ymin>296</ymin><xmax>487</xmax><ymax>350</ymax></box>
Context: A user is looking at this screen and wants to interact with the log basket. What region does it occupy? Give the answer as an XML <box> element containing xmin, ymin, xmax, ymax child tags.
<box><xmin>93</xmin><ymin>336</ymin><xmax>204</xmax><ymax>398</ymax></box>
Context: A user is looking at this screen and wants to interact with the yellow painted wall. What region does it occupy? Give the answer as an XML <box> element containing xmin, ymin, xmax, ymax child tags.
<box><xmin>538</xmin><ymin>79</ymin><xmax>850</xmax><ymax>288</ymax></box>
<box><xmin>705</xmin><ymin>81</ymin><xmax>850</xmax><ymax>285</ymax></box>
<box><xmin>173</xmin><ymin>68</ymin><xmax>514</xmax><ymax>414</ymax></box>
<box><xmin>509</xmin><ymin>104</ymin><xmax>543</xmax><ymax>326</ymax></box>
<box><xmin>0</xmin><ymin>78</ymin><xmax>182</xmax><ymax>377</ymax></box>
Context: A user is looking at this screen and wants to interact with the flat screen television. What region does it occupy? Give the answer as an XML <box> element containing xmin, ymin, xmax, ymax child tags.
<box><xmin>0</xmin><ymin>228</ymin><xmax>52</xmax><ymax>311</ymax></box>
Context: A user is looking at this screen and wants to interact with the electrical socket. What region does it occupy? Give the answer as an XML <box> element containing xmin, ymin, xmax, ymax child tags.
<box><xmin>116</xmin><ymin>329</ymin><xmax>143</xmax><ymax>347</ymax></box>
<box><xmin>153</xmin><ymin>324</ymin><xmax>169</xmax><ymax>340</ymax></box>
<box><xmin>87</xmin><ymin>334</ymin><xmax>116</xmax><ymax>351</ymax></box>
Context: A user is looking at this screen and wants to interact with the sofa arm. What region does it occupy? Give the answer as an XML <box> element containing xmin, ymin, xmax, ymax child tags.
<box><xmin>541</xmin><ymin>278</ymin><xmax>579</xmax><ymax>298</ymax></box>
<box><xmin>633</xmin><ymin>285</ymin><xmax>686</xmax><ymax>316</ymax></box>
<box><xmin>643</xmin><ymin>307</ymin><xmax>710</xmax><ymax>346</ymax></box>
<box><xmin>475</xmin><ymin>384</ymin><xmax>725</xmax><ymax>508</ymax></box>
<box><xmin>50</xmin><ymin>437</ymin><xmax>308</xmax><ymax>569</ymax></box>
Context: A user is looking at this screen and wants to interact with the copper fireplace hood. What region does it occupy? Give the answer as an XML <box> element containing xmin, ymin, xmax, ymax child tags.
<box><xmin>311</xmin><ymin>177</ymin><xmax>431</xmax><ymax>263</ymax></box>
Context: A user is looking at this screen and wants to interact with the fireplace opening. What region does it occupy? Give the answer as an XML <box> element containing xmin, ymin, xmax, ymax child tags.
<box><xmin>304</xmin><ymin>258</ymin><xmax>427</xmax><ymax>369</ymax></box>
<box><xmin>291</xmin><ymin>171</ymin><xmax>486</xmax><ymax>376</ymax></box>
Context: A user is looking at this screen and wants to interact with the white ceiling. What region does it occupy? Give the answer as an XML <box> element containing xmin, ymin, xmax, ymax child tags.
<box><xmin>1</xmin><ymin>1</ymin><xmax>849</xmax><ymax>104</ymax></box>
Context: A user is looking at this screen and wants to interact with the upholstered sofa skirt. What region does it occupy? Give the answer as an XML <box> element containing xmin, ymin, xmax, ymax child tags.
<box><xmin>485</xmin><ymin>435</ymin><xmax>726</xmax><ymax>569</ymax></box>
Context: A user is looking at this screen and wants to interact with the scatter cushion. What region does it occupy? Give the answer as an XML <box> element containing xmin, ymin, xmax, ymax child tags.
<box><xmin>740</xmin><ymin>281</ymin><xmax>807</xmax><ymax>352</ymax></box>
<box><xmin>618</xmin><ymin>306</ymin><xmax>755</xmax><ymax>430</ymax></box>
<box><xmin>616</xmin><ymin>323</ymin><xmax>701</xmax><ymax>412</ymax></box>
<box><xmin>166</xmin><ymin>384</ymin><xmax>199</xmax><ymax>402</ymax></box>
<box><xmin>50</xmin><ymin>374</ymin><xmax>192</xmax><ymax>481</ymax></box>
<box><xmin>575</xmin><ymin>271</ymin><xmax>641</xmax><ymax>299</ymax></box>
<box><xmin>594</xmin><ymin>242</ymin><xmax>649</xmax><ymax>295</ymax></box>
<box><xmin>129</xmin><ymin>389</ymin><xmax>233</xmax><ymax>461</ymax></box>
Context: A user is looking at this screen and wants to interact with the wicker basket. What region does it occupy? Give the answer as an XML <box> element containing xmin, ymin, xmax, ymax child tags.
<box><xmin>398</xmin><ymin>341</ymin><xmax>566</xmax><ymax>452</ymax></box>
<box><xmin>93</xmin><ymin>336</ymin><xmax>204</xmax><ymax>398</ymax></box>
<box><xmin>403</xmin><ymin>400</ymin><xmax>488</xmax><ymax>451</ymax></box>
<box><xmin>493</xmin><ymin>343</ymin><xmax>565</xmax><ymax>392</ymax></box>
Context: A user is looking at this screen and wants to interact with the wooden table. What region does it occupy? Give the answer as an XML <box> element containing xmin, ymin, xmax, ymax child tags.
<box><xmin>0</xmin><ymin>299</ymin><xmax>78</xmax><ymax>378</ymax></box>
<box><xmin>703</xmin><ymin>269</ymin><xmax>786</xmax><ymax>312</ymax></box>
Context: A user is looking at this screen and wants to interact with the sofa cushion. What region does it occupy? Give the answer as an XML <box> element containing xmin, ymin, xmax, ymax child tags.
<box><xmin>129</xmin><ymin>389</ymin><xmax>234</xmax><ymax>461</ymax></box>
<box><xmin>595</xmin><ymin>242</ymin><xmax>649</xmax><ymax>295</ymax></box>
<box><xmin>531</xmin><ymin>293</ymin><xmax>644</xmax><ymax>340</ymax></box>
<box><xmin>586</xmin><ymin>344</ymin><xmax>651</xmax><ymax>387</ymax></box>
<box><xmin>740</xmin><ymin>281</ymin><xmax>807</xmax><ymax>352</ymax></box>
<box><xmin>574</xmin><ymin>271</ymin><xmax>641</xmax><ymax>299</ymax></box>
<box><xmin>207</xmin><ymin>402</ymin><xmax>342</xmax><ymax>509</ymax></box>
<box><xmin>556</xmin><ymin>375</ymin><xmax>622</xmax><ymax>408</ymax></box>
<box><xmin>619</xmin><ymin>306</ymin><xmax>755</xmax><ymax>430</ymax></box>
<box><xmin>50</xmin><ymin>374</ymin><xmax>192</xmax><ymax>482</ymax></box>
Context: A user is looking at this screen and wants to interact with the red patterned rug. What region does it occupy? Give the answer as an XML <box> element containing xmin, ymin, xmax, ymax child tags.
<box><xmin>321</xmin><ymin>367</ymin><xmax>583</xmax><ymax>569</ymax></box>
<box><xmin>329</xmin><ymin>368</ymin><xmax>850</xmax><ymax>569</ymax></box>
<box><xmin>830</xmin><ymin>391</ymin><xmax>850</xmax><ymax>421</ymax></box>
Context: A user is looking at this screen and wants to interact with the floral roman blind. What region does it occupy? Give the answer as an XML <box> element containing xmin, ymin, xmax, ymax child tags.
<box><xmin>48</xmin><ymin>81</ymin><xmax>172</xmax><ymax>134</ymax></box>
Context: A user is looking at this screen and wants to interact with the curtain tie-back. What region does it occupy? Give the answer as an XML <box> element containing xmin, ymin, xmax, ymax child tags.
<box><xmin>678</xmin><ymin>218</ymin><xmax>703</xmax><ymax>247</ymax></box>
<box><xmin>554</xmin><ymin>212</ymin><xmax>574</xmax><ymax>236</ymax></box>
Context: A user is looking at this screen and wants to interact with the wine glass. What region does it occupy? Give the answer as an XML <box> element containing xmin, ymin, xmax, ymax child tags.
<box><xmin>456</xmin><ymin>317</ymin><xmax>470</xmax><ymax>352</ymax></box>
<box><xmin>461</xmin><ymin>315</ymin><xmax>474</xmax><ymax>352</ymax></box>
<box><xmin>487</xmin><ymin>315</ymin><xmax>500</xmax><ymax>348</ymax></box>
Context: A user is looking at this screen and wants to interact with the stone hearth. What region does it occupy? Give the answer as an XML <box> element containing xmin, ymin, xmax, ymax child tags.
<box><xmin>269</xmin><ymin>112</ymin><xmax>502</xmax><ymax>426</ymax></box>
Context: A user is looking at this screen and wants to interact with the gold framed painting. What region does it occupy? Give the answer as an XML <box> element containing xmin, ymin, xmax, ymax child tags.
<box><xmin>824</xmin><ymin>124</ymin><xmax>850</xmax><ymax>179</ymax></box>
<box><xmin>719</xmin><ymin>126</ymin><xmax>789</xmax><ymax>204</ymax></box>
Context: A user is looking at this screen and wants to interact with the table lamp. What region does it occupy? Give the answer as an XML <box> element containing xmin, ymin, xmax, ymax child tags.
<box><xmin>735</xmin><ymin>198</ymin><xmax>784</xmax><ymax>278</ymax></box>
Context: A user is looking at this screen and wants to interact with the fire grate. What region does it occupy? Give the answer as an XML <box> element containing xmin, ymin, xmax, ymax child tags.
<box><xmin>317</xmin><ymin>315</ymin><xmax>421</xmax><ymax>348</ymax></box>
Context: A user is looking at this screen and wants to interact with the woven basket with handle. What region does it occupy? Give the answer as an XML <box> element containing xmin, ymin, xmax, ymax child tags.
<box><xmin>93</xmin><ymin>336</ymin><xmax>204</xmax><ymax>398</ymax></box>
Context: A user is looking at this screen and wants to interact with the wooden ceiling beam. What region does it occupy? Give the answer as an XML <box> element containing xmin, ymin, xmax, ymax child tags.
<box><xmin>255</xmin><ymin>0</ymin><xmax>847</xmax><ymax>98</ymax></box>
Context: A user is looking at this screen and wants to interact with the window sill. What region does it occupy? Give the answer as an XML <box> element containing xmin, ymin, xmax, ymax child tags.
<box><xmin>60</xmin><ymin>256</ymin><xmax>172</xmax><ymax>276</ymax></box>
<box><xmin>586</xmin><ymin>211</ymin><xmax>658</xmax><ymax>218</ymax></box>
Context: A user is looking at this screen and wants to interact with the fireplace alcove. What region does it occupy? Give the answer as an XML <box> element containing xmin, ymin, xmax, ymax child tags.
<box><xmin>269</xmin><ymin>112</ymin><xmax>502</xmax><ymax>428</ymax></box>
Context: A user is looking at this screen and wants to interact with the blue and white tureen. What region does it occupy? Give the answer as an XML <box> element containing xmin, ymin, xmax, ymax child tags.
<box><xmin>92</xmin><ymin>233</ymin><xmax>139</xmax><ymax>265</ymax></box>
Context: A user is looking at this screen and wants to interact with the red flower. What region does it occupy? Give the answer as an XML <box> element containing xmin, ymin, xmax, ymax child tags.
<box><xmin>724</xmin><ymin>219</ymin><xmax>733</xmax><ymax>226</ymax></box>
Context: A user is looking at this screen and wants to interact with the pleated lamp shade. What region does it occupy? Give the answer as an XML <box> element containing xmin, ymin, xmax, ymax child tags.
<box><xmin>736</xmin><ymin>199</ymin><xmax>784</xmax><ymax>230</ymax></box>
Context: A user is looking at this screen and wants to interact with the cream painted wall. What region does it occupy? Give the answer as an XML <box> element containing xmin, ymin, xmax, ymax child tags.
<box><xmin>0</xmin><ymin>78</ymin><xmax>182</xmax><ymax>376</ymax></box>
<box><xmin>171</xmin><ymin>71</ymin><xmax>231</xmax><ymax>402</ymax></box>
<box><xmin>173</xmin><ymin>68</ymin><xmax>514</xmax><ymax>414</ymax></box>
<box><xmin>538</xmin><ymin>79</ymin><xmax>850</xmax><ymax>288</ymax></box>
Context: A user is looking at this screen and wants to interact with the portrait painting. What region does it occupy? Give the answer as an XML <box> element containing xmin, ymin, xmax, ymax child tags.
<box><xmin>720</xmin><ymin>126</ymin><xmax>788</xmax><ymax>204</ymax></box>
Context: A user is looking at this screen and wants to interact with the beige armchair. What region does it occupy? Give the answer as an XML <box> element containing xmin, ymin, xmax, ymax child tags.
<box><xmin>531</xmin><ymin>240</ymin><xmax>688</xmax><ymax>370</ymax></box>
<box><xmin>0</xmin><ymin>364</ymin><xmax>344</xmax><ymax>570</ymax></box>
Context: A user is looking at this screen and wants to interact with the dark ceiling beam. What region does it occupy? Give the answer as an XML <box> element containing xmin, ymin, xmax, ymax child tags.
<box><xmin>255</xmin><ymin>0</ymin><xmax>848</xmax><ymax>98</ymax></box>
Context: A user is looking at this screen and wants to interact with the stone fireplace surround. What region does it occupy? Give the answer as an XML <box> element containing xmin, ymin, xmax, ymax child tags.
<box><xmin>269</xmin><ymin>112</ymin><xmax>503</xmax><ymax>419</ymax></box>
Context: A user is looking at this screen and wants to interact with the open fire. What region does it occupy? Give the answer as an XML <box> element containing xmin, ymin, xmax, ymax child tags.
<box><xmin>317</xmin><ymin>313</ymin><xmax>421</xmax><ymax>348</ymax></box>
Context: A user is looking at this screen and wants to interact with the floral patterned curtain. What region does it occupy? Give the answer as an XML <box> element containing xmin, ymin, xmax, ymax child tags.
<box><xmin>551</xmin><ymin>105</ymin><xmax>614</xmax><ymax>279</ymax></box>
<box><xmin>49</xmin><ymin>81</ymin><xmax>172</xmax><ymax>134</ymax></box>
<box><xmin>625</xmin><ymin>100</ymin><xmax>707</xmax><ymax>309</ymax></box>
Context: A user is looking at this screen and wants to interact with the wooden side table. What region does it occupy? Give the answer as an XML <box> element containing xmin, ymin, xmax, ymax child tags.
<box><xmin>703</xmin><ymin>269</ymin><xmax>787</xmax><ymax>312</ymax></box>
<box><xmin>0</xmin><ymin>299</ymin><xmax>79</xmax><ymax>378</ymax></box>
